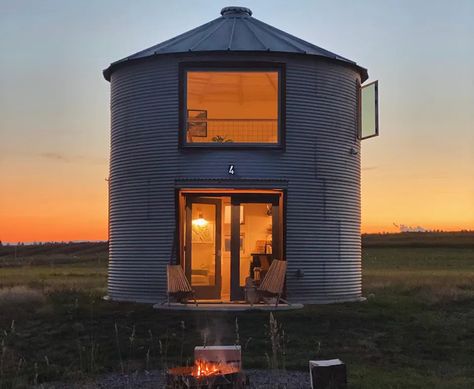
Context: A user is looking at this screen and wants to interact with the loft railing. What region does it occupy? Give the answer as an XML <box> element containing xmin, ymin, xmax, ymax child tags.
<box><xmin>187</xmin><ymin>118</ymin><xmax>278</xmax><ymax>143</ymax></box>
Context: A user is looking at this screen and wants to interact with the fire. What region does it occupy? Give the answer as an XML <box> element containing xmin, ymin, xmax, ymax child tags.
<box><xmin>167</xmin><ymin>359</ymin><xmax>239</xmax><ymax>380</ymax></box>
<box><xmin>193</xmin><ymin>359</ymin><xmax>237</xmax><ymax>378</ymax></box>
<box><xmin>194</xmin><ymin>359</ymin><xmax>220</xmax><ymax>377</ymax></box>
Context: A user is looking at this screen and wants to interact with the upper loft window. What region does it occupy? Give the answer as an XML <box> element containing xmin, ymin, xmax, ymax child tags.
<box><xmin>181</xmin><ymin>65</ymin><xmax>283</xmax><ymax>147</ymax></box>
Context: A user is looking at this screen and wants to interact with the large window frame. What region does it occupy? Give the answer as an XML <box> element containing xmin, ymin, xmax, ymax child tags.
<box><xmin>179</xmin><ymin>62</ymin><xmax>286</xmax><ymax>149</ymax></box>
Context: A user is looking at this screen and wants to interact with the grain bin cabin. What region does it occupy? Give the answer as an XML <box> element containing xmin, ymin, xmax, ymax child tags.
<box><xmin>103</xmin><ymin>6</ymin><xmax>379</xmax><ymax>307</ymax></box>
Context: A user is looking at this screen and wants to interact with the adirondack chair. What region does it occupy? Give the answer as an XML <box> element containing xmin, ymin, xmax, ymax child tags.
<box><xmin>166</xmin><ymin>264</ymin><xmax>198</xmax><ymax>306</ymax></box>
<box><xmin>258</xmin><ymin>259</ymin><xmax>288</xmax><ymax>307</ymax></box>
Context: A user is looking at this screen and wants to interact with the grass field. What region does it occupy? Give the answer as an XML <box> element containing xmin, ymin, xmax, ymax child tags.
<box><xmin>0</xmin><ymin>234</ymin><xmax>473</xmax><ymax>388</ymax></box>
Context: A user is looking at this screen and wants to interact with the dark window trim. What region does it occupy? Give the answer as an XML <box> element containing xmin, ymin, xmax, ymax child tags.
<box><xmin>179</xmin><ymin>61</ymin><xmax>286</xmax><ymax>150</ymax></box>
<box><xmin>358</xmin><ymin>80</ymin><xmax>379</xmax><ymax>140</ymax></box>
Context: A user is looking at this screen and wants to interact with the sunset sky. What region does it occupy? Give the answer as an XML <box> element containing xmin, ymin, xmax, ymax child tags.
<box><xmin>1</xmin><ymin>0</ymin><xmax>473</xmax><ymax>243</ymax></box>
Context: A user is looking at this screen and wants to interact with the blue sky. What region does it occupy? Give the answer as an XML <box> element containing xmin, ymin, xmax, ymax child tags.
<box><xmin>1</xmin><ymin>0</ymin><xmax>473</xmax><ymax>240</ymax></box>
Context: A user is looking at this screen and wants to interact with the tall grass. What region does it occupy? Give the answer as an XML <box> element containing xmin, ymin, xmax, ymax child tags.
<box><xmin>265</xmin><ymin>313</ymin><xmax>286</xmax><ymax>371</ymax></box>
<box><xmin>0</xmin><ymin>244</ymin><xmax>472</xmax><ymax>387</ymax></box>
<box><xmin>114</xmin><ymin>323</ymin><xmax>124</xmax><ymax>374</ymax></box>
<box><xmin>0</xmin><ymin>287</ymin><xmax>45</xmax><ymax>307</ymax></box>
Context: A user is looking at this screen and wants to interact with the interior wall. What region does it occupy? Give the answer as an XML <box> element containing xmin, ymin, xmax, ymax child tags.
<box><xmin>188</xmin><ymin>100</ymin><xmax>277</xmax><ymax>119</ymax></box>
<box><xmin>221</xmin><ymin>197</ymin><xmax>231</xmax><ymax>301</ymax></box>
<box><xmin>188</xmin><ymin>203</ymin><xmax>216</xmax><ymax>286</ymax></box>
<box><xmin>187</xmin><ymin>71</ymin><xmax>278</xmax><ymax>143</ymax></box>
<box><xmin>239</xmin><ymin>203</ymin><xmax>273</xmax><ymax>285</ymax></box>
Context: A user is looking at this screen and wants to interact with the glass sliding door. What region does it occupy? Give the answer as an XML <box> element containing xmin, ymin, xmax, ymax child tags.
<box><xmin>230</xmin><ymin>194</ymin><xmax>281</xmax><ymax>301</ymax></box>
<box><xmin>180</xmin><ymin>191</ymin><xmax>283</xmax><ymax>302</ymax></box>
<box><xmin>185</xmin><ymin>197</ymin><xmax>222</xmax><ymax>299</ymax></box>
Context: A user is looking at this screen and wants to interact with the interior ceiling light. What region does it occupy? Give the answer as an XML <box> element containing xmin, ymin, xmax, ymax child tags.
<box><xmin>192</xmin><ymin>212</ymin><xmax>208</xmax><ymax>227</ymax></box>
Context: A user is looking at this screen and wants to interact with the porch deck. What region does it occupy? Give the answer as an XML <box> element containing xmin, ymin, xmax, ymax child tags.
<box><xmin>153</xmin><ymin>301</ymin><xmax>303</xmax><ymax>312</ymax></box>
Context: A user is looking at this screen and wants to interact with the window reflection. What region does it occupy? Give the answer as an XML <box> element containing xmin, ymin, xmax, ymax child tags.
<box><xmin>360</xmin><ymin>81</ymin><xmax>379</xmax><ymax>139</ymax></box>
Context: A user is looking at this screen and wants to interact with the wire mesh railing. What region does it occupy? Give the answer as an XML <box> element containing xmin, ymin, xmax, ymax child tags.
<box><xmin>187</xmin><ymin>118</ymin><xmax>278</xmax><ymax>143</ymax></box>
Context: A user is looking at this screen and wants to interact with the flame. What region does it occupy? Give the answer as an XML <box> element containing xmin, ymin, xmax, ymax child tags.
<box><xmin>167</xmin><ymin>360</ymin><xmax>239</xmax><ymax>379</ymax></box>
<box><xmin>194</xmin><ymin>359</ymin><xmax>220</xmax><ymax>377</ymax></box>
<box><xmin>193</xmin><ymin>359</ymin><xmax>237</xmax><ymax>378</ymax></box>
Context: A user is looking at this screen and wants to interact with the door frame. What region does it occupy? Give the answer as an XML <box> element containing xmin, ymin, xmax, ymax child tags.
<box><xmin>179</xmin><ymin>190</ymin><xmax>284</xmax><ymax>301</ymax></box>
<box><xmin>184</xmin><ymin>196</ymin><xmax>222</xmax><ymax>299</ymax></box>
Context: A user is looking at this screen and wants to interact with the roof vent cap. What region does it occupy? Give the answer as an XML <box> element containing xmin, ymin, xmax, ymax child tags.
<box><xmin>221</xmin><ymin>6</ymin><xmax>252</xmax><ymax>17</ymax></box>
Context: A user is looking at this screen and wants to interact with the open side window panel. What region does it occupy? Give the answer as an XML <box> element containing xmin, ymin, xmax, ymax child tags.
<box><xmin>359</xmin><ymin>80</ymin><xmax>379</xmax><ymax>140</ymax></box>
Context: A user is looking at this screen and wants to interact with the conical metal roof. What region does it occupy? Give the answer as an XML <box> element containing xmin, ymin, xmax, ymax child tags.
<box><xmin>103</xmin><ymin>6</ymin><xmax>367</xmax><ymax>81</ymax></box>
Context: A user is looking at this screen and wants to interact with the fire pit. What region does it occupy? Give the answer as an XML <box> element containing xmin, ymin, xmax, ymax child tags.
<box><xmin>166</xmin><ymin>346</ymin><xmax>247</xmax><ymax>388</ymax></box>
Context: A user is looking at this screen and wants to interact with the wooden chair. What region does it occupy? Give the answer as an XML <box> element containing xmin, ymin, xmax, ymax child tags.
<box><xmin>258</xmin><ymin>259</ymin><xmax>288</xmax><ymax>307</ymax></box>
<box><xmin>166</xmin><ymin>264</ymin><xmax>198</xmax><ymax>306</ymax></box>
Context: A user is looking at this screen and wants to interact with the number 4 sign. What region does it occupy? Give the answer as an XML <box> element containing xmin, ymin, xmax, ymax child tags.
<box><xmin>228</xmin><ymin>164</ymin><xmax>235</xmax><ymax>175</ymax></box>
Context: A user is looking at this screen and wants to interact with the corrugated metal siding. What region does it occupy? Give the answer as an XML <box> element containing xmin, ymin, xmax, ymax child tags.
<box><xmin>108</xmin><ymin>53</ymin><xmax>361</xmax><ymax>304</ymax></box>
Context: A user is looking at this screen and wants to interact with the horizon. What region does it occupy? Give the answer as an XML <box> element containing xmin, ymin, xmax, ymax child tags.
<box><xmin>2</xmin><ymin>230</ymin><xmax>474</xmax><ymax>246</ymax></box>
<box><xmin>1</xmin><ymin>0</ymin><xmax>473</xmax><ymax>242</ymax></box>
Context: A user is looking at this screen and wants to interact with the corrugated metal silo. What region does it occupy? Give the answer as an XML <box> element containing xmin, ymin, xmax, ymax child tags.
<box><xmin>103</xmin><ymin>6</ymin><xmax>375</xmax><ymax>304</ymax></box>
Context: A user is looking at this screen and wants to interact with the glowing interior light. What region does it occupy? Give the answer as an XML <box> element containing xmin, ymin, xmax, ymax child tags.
<box><xmin>192</xmin><ymin>212</ymin><xmax>208</xmax><ymax>227</ymax></box>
